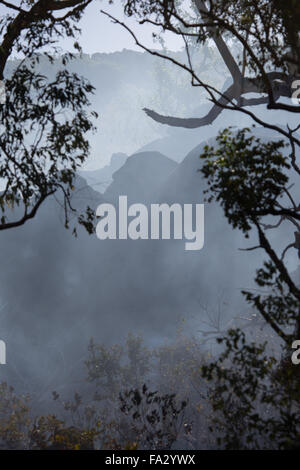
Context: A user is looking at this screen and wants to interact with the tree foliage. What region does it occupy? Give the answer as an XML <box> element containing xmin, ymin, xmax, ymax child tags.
<box><xmin>105</xmin><ymin>0</ymin><xmax>300</xmax><ymax>126</ymax></box>
<box><xmin>0</xmin><ymin>0</ymin><xmax>98</xmax><ymax>232</ymax></box>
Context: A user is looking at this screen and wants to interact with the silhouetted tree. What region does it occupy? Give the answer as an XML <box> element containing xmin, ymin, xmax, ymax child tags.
<box><xmin>103</xmin><ymin>0</ymin><xmax>300</xmax><ymax>128</ymax></box>
<box><xmin>0</xmin><ymin>0</ymin><xmax>98</xmax><ymax>232</ymax></box>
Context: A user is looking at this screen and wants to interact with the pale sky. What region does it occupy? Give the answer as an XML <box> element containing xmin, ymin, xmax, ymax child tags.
<box><xmin>0</xmin><ymin>1</ymin><xmax>185</xmax><ymax>55</ymax></box>
<box><xmin>60</xmin><ymin>0</ymin><xmax>183</xmax><ymax>54</ymax></box>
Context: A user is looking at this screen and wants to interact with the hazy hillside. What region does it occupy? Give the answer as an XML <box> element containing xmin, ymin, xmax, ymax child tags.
<box><xmin>2</xmin><ymin>50</ymin><xmax>299</xmax><ymax>415</ymax></box>
<box><xmin>6</xmin><ymin>48</ymin><xmax>227</xmax><ymax>170</ymax></box>
<box><xmin>104</xmin><ymin>151</ymin><xmax>177</xmax><ymax>203</ymax></box>
<box><xmin>79</xmin><ymin>152</ymin><xmax>128</xmax><ymax>192</ymax></box>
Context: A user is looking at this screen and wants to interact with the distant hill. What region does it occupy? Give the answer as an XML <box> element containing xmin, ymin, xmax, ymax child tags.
<box><xmin>104</xmin><ymin>151</ymin><xmax>177</xmax><ymax>203</ymax></box>
<box><xmin>79</xmin><ymin>152</ymin><xmax>128</xmax><ymax>192</ymax></box>
<box><xmin>1</xmin><ymin>119</ymin><xmax>297</xmax><ymax>407</ymax></box>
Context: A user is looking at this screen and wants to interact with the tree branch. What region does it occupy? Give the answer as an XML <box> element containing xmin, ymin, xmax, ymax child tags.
<box><xmin>143</xmin><ymin>83</ymin><xmax>237</xmax><ymax>128</ymax></box>
<box><xmin>0</xmin><ymin>190</ymin><xmax>55</xmax><ymax>231</ymax></box>
<box><xmin>194</xmin><ymin>0</ymin><xmax>242</xmax><ymax>84</ymax></box>
<box><xmin>0</xmin><ymin>1</ymin><xmax>24</xmax><ymax>13</ymax></box>
<box><xmin>0</xmin><ymin>0</ymin><xmax>92</xmax><ymax>77</ymax></box>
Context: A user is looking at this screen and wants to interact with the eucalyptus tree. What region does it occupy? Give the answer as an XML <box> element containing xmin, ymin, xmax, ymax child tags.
<box><xmin>0</xmin><ymin>0</ymin><xmax>98</xmax><ymax>233</ymax></box>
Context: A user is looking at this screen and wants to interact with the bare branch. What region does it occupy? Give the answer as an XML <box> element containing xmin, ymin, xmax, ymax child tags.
<box><xmin>0</xmin><ymin>190</ymin><xmax>55</xmax><ymax>231</ymax></box>
<box><xmin>239</xmin><ymin>245</ymin><xmax>262</xmax><ymax>252</ymax></box>
<box><xmin>194</xmin><ymin>0</ymin><xmax>242</xmax><ymax>84</ymax></box>
<box><xmin>281</xmin><ymin>242</ymin><xmax>295</xmax><ymax>261</ymax></box>
<box><xmin>0</xmin><ymin>1</ymin><xmax>24</xmax><ymax>13</ymax></box>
